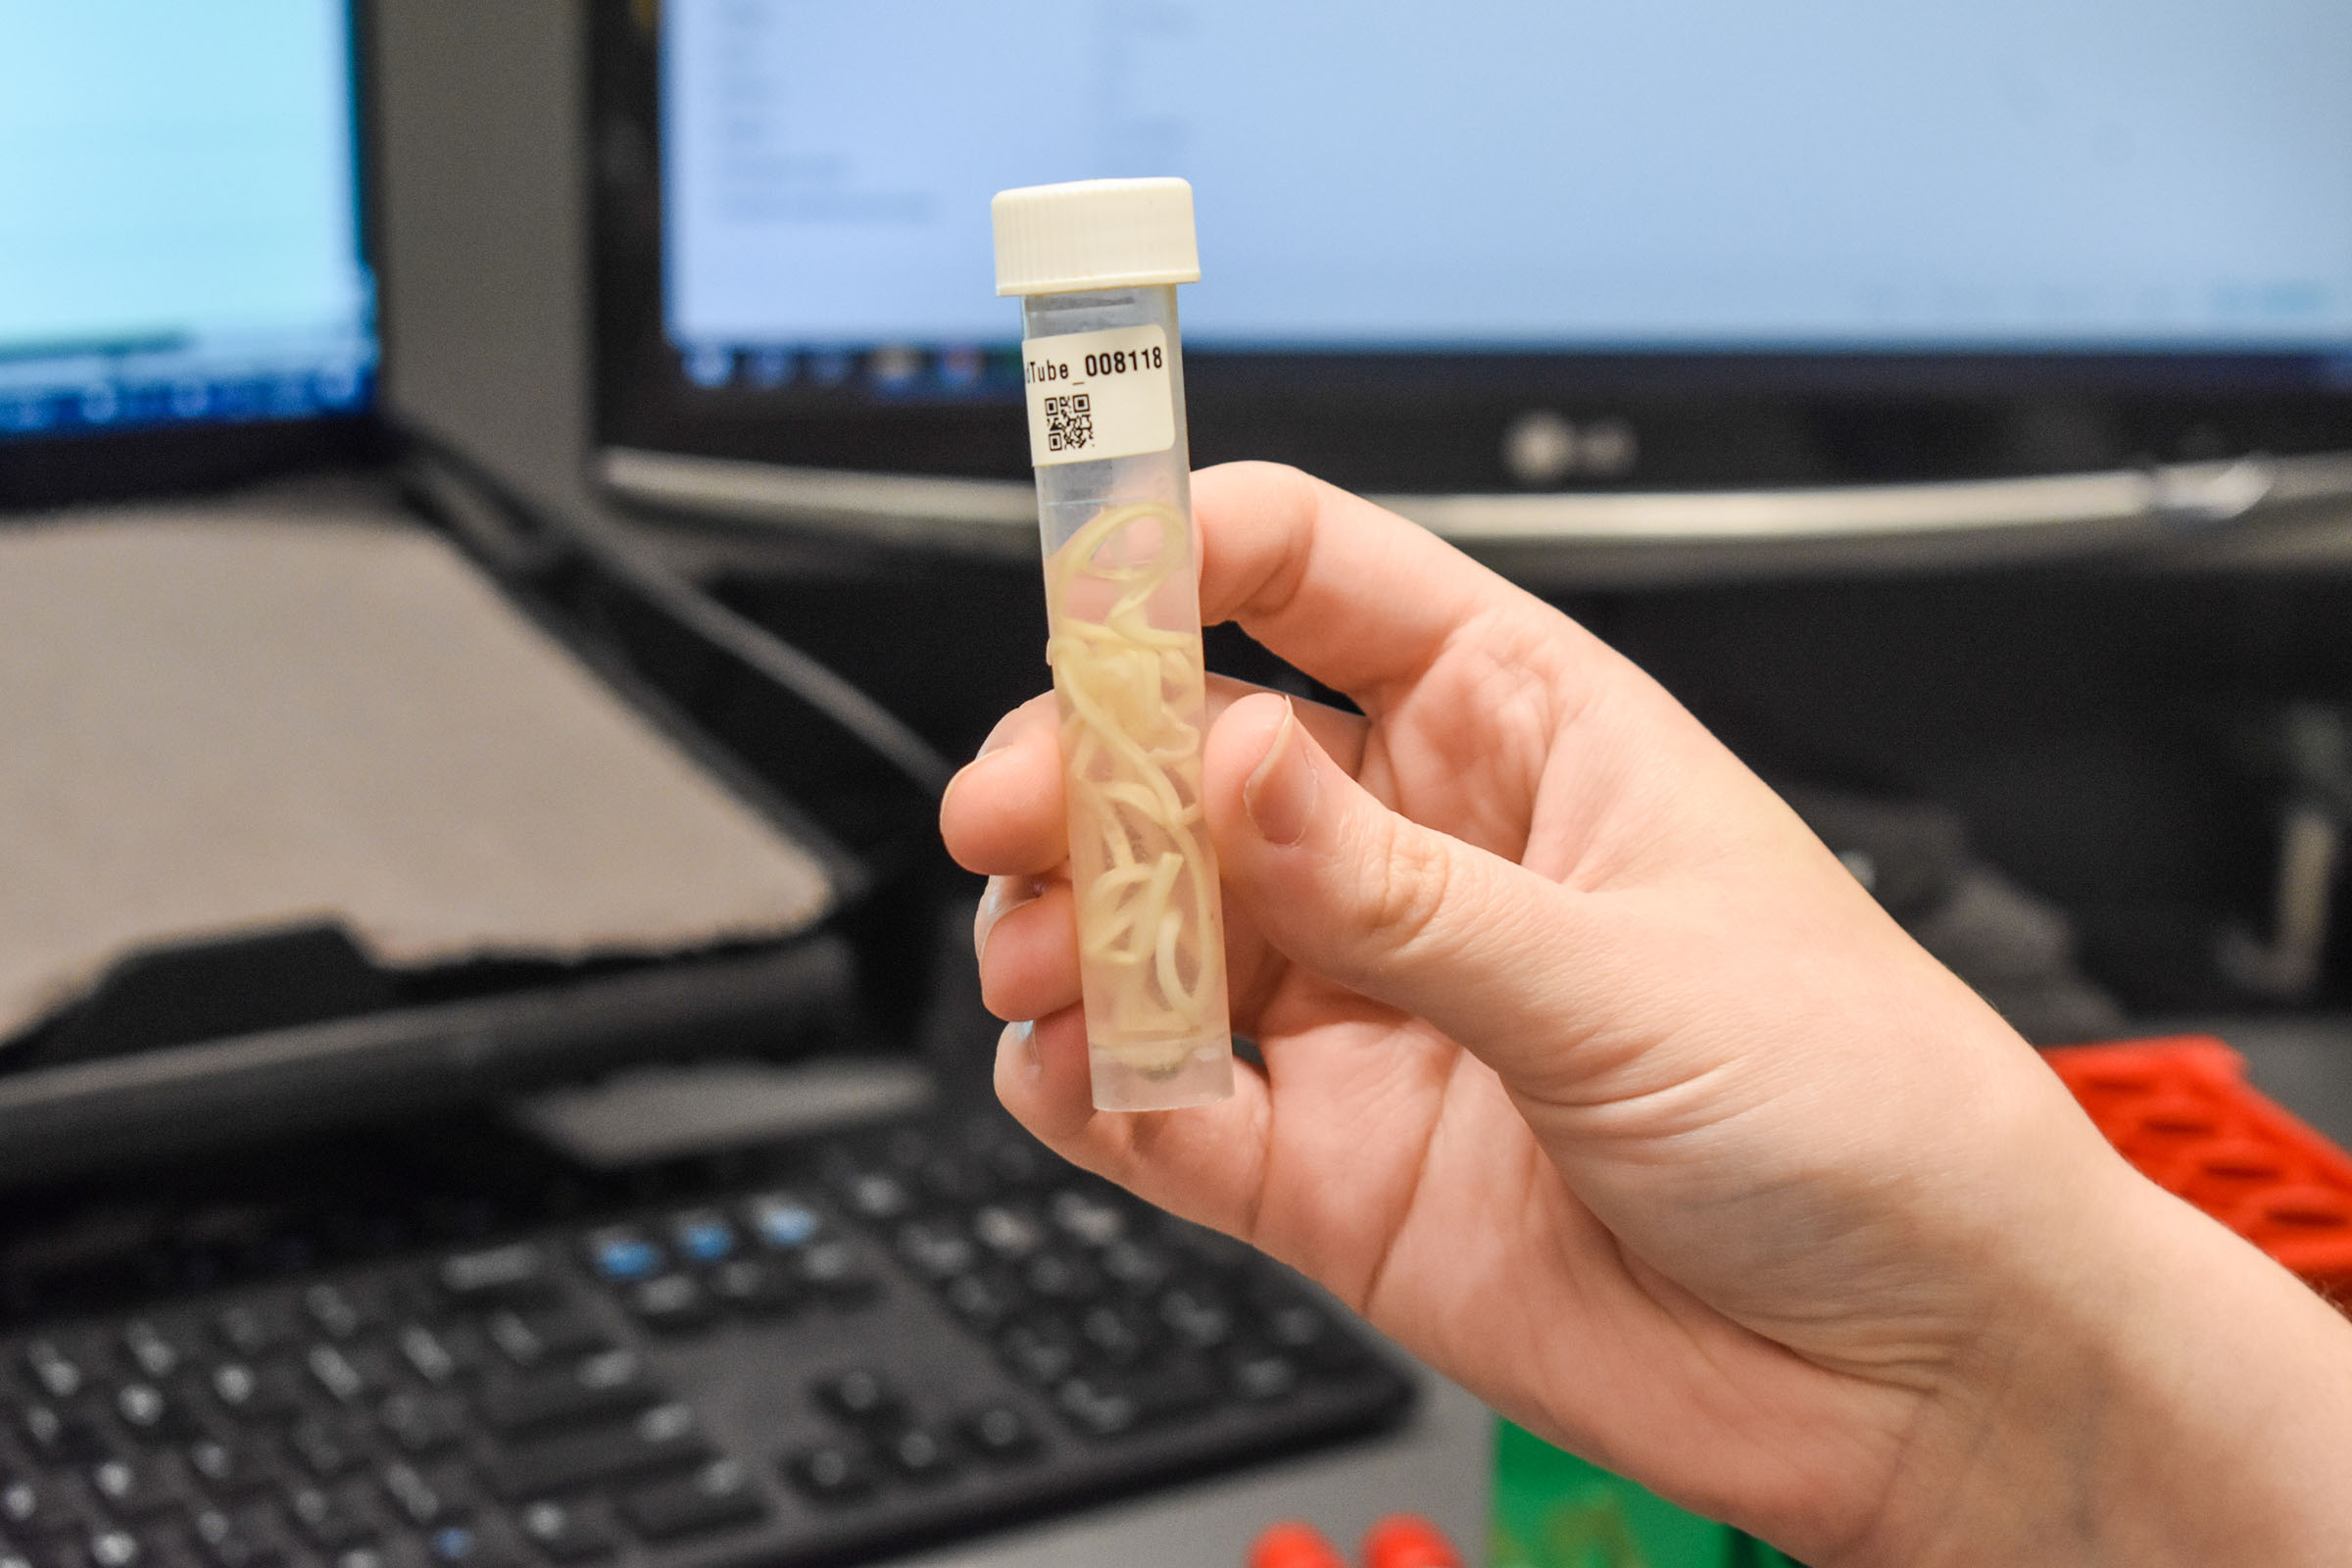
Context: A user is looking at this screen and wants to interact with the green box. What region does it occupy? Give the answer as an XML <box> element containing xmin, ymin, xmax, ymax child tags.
<box><xmin>1489</xmin><ymin>1421</ymin><xmax>1805</xmax><ymax>1568</ymax></box>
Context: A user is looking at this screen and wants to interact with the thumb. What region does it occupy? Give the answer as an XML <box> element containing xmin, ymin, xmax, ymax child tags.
<box><xmin>1204</xmin><ymin>692</ymin><xmax>1592</xmax><ymax>1085</ymax></box>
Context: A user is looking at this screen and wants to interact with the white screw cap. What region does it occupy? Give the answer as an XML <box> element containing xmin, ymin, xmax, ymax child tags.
<box><xmin>992</xmin><ymin>177</ymin><xmax>1200</xmax><ymax>297</ymax></box>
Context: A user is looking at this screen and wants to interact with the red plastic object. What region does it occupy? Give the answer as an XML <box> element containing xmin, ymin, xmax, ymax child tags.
<box><xmin>2046</xmin><ymin>1035</ymin><xmax>2352</xmax><ymax>1295</ymax></box>
<box><xmin>1361</xmin><ymin>1515</ymin><xmax>1463</xmax><ymax>1568</ymax></box>
<box><xmin>1247</xmin><ymin>1522</ymin><xmax>1348</xmax><ymax>1568</ymax></box>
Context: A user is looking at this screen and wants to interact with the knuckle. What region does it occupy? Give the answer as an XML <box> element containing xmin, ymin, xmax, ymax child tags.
<box><xmin>1363</xmin><ymin>814</ymin><xmax>1455</xmax><ymax>956</ymax></box>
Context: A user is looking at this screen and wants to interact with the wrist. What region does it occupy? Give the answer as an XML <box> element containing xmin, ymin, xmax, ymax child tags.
<box><xmin>1862</xmin><ymin>1156</ymin><xmax>2352</xmax><ymax>1567</ymax></box>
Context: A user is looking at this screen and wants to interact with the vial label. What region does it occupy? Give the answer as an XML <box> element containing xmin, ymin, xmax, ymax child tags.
<box><xmin>1021</xmin><ymin>324</ymin><xmax>1175</xmax><ymax>468</ymax></box>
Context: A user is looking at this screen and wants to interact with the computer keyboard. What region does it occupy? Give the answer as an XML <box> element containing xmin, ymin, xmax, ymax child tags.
<box><xmin>0</xmin><ymin>1112</ymin><xmax>1413</xmax><ymax>1568</ymax></box>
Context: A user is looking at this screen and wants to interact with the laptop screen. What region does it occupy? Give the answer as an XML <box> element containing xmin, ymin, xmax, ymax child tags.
<box><xmin>0</xmin><ymin>0</ymin><xmax>376</xmax><ymax>445</ymax></box>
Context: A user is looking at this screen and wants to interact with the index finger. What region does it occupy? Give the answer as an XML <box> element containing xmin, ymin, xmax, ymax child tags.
<box><xmin>1193</xmin><ymin>462</ymin><xmax>1566</xmax><ymax>709</ymax></box>
<box><xmin>940</xmin><ymin>676</ymin><xmax>1373</xmax><ymax>880</ymax></box>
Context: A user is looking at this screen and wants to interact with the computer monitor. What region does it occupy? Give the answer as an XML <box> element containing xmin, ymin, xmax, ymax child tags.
<box><xmin>0</xmin><ymin>3</ymin><xmax>869</xmax><ymax>1181</ymax></box>
<box><xmin>0</xmin><ymin>0</ymin><xmax>380</xmax><ymax>509</ymax></box>
<box><xmin>591</xmin><ymin>0</ymin><xmax>2352</xmax><ymax>564</ymax></box>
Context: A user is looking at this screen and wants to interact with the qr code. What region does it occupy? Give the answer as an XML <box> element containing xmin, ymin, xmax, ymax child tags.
<box><xmin>1044</xmin><ymin>393</ymin><xmax>1094</xmax><ymax>453</ymax></box>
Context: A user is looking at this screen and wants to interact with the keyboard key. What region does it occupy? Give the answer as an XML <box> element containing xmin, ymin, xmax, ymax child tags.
<box><xmin>1257</xmin><ymin>1296</ymin><xmax>1361</xmax><ymax>1371</ymax></box>
<box><xmin>1260</xmin><ymin>1298</ymin><xmax>1325</xmax><ymax>1348</ymax></box>
<box><xmin>302</xmin><ymin>1286</ymin><xmax>376</xmax><ymax>1342</ymax></box>
<box><xmin>87</xmin><ymin>1529</ymin><xmax>144</xmax><ymax>1568</ymax></box>
<box><xmin>24</xmin><ymin>1340</ymin><xmax>86</xmax><ymax>1399</ymax></box>
<box><xmin>88</xmin><ymin>1457</ymin><xmax>180</xmax><ymax>1519</ymax></box>
<box><xmin>2</xmin><ymin>1473</ymin><xmax>84</xmax><ymax>1534</ymax></box>
<box><xmin>424</xmin><ymin>1525</ymin><xmax>519</xmax><ymax>1568</ymax></box>
<box><xmin>1053</xmin><ymin>1377</ymin><xmax>1140</xmax><ymax>1438</ymax></box>
<box><xmin>113</xmin><ymin>1383</ymin><xmax>200</xmax><ymax>1441</ymax></box>
<box><xmin>435</xmin><ymin>1245</ymin><xmax>555</xmax><ymax>1306</ymax></box>
<box><xmin>207</xmin><ymin>1363</ymin><xmax>304</xmax><ymax>1423</ymax></box>
<box><xmin>707</xmin><ymin>1258</ymin><xmax>800</xmax><ymax>1317</ymax></box>
<box><xmin>970</xmin><ymin>1205</ymin><xmax>1046</xmax><ymax>1260</ymax></box>
<box><xmin>1099</xmin><ymin>1240</ymin><xmax>1175</xmax><ymax>1295</ymax></box>
<box><xmin>977</xmin><ymin>1133</ymin><xmax>1052</xmax><ymax>1190</ymax></box>
<box><xmin>663</xmin><ymin>1212</ymin><xmax>737</xmax><ymax>1267</ymax></box>
<box><xmin>483</xmin><ymin>1307</ymin><xmax>606</xmax><ymax>1369</ymax></box>
<box><xmin>1020</xmin><ymin>1251</ymin><xmax>1100</xmax><ymax>1303</ymax></box>
<box><xmin>394</xmin><ymin>1326</ymin><xmax>476</xmax><ymax>1387</ymax></box>
<box><xmin>893</xmin><ymin>1221</ymin><xmax>974</xmax><ymax>1281</ymax></box>
<box><xmin>1051</xmin><ymin>1363</ymin><xmax>1209</xmax><ymax>1434</ymax></box>
<box><xmin>213</xmin><ymin>1304</ymin><xmax>299</xmax><ymax>1361</ymax></box>
<box><xmin>1049</xmin><ymin>1190</ymin><xmax>1127</xmax><ymax>1248</ymax></box>
<box><xmin>741</xmin><ymin>1195</ymin><xmax>821</xmax><ymax>1251</ymax></box>
<box><xmin>618</xmin><ymin>1459</ymin><xmax>765</xmax><ymax>1542</ymax></box>
<box><xmin>377</xmin><ymin>1392</ymin><xmax>466</xmax><ymax>1456</ymax></box>
<box><xmin>476</xmin><ymin>1349</ymin><xmax>656</xmax><ymax>1434</ymax></box>
<box><xmin>941</xmin><ymin>1274</ymin><xmax>1009</xmax><ymax>1332</ymax></box>
<box><xmin>287</xmin><ymin>1484</ymin><xmax>376</xmax><ymax>1550</ymax></box>
<box><xmin>184</xmin><ymin>1440</ymin><xmax>276</xmax><ymax>1497</ymax></box>
<box><xmin>836</xmin><ymin>1171</ymin><xmax>910</xmax><ymax>1223</ymax></box>
<box><xmin>186</xmin><ymin>1507</ymin><xmax>287</xmax><ymax>1568</ymax></box>
<box><xmin>479</xmin><ymin>1403</ymin><xmax>709</xmax><ymax>1499</ymax></box>
<box><xmin>793</xmin><ymin>1242</ymin><xmax>877</xmax><ymax>1305</ymax></box>
<box><xmin>810</xmin><ymin>1369</ymin><xmax>900</xmax><ymax>1428</ymax></box>
<box><xmin>1227</xmin><ymin>1349</ymin><xmax>1299</xmax><ymax>1402</ymax></box>
<box><xmin>512</xmin><ymin>1500</ymin><xmax>616</xmax><ymax>1564</ymax></box>
<box><xmin>579</xmin><ymin>1230</ymin><xmax>662</xmax><ymax>1286</ymax></box>
<box><xmin>120</xmin><ymin>1322</ymin><xmax>185</xmax><ymax>1382</ymax></box>
<box><xmin>22</xmin><ymin>1402</ymin><xmax>112</xmax><ymax>1462</ymax></box>
<box><xmin>377</xmin><ymin>1464</ymin><xmax>453</xmax><ymax>1529</ymax></box>
<box><xmin>290</xmin><ymin>1416</ymin><xmax>368</xmax><ymax>1479</ymax></box>
<box><xmin>1078</xmin><ymin>1303</ymin><xmax>1151</xmax><ymax>1365</ymax></box>
<box><xmin>957</xmin><ymin>1404</ymin><xmax>1040</xmax><ymax>1463</ymax></box>
<box><xmin>306</xmin><ymin>1346</ymin><xmax>383</xmax><ymax>1406</ymax></box>
<box><xmin>1157</xmin><ymin>1285</ymin><xmax>1235</xmax><ymax>1350</ymax></box>
<box><xmin>997</xmin><ymin>1321</ymin><xmax>1077</xmax><ymax>1387</ymax></box>
<box><xmin>780</xmin><ymin>1444</ymin><xmax>873</xmax><ymax>1506</ymax></box>
<box><xmin>881</xmin><ymin>1428</ymin><xmax>954</xmax><ymax>1485</ymax></box>
<box><xmin>620</xmin><ymin>1276</ymin><xmax>712</xmax><ymax>1335</ymax></box>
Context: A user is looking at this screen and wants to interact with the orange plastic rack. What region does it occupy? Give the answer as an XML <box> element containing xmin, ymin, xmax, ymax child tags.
<box><xmin>2045</xmin><ymin>1035</ymin><xmax>2352</xmax><ymax>1297</ymax></box>
<box><xmin>1246</xmin><ymin>1516</ymin><xmax>1463</xmax><ymax>1568</ymax></box>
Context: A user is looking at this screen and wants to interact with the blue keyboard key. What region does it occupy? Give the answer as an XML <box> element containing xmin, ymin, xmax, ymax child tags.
<box><xmin>429</xmin><ymin>1523</ymin><xmax>522</xmax><ymax>1568</ymax></box>
<box><xmin>745</xmin><ymin>1195</ymin><xmax>820</xmax><ymax>1250</ymax></box>
<box><xmin>584</xmin><ymin>1228</ymin><xmax>663</xmax><ymax>1283</ymax></box>
<box><xmin>669</xmin><ymin>1212</ymin><xmax>737</xmax><ymax>1265</ymax></box>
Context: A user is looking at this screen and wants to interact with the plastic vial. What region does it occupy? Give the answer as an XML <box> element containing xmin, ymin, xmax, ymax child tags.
<box><xmin>991</xmin><ymin>176</ymin><xmax>1234</xmax><ymax>1112</ymax></box>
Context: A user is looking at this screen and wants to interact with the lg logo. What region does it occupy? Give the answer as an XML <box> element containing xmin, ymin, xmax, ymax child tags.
<box><xmin>1501</xmin><ymin>410</ymin><xmax>1639</xmax><ymax>485</ymax></box>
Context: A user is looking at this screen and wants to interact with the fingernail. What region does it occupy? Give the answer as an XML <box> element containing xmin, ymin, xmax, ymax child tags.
<box><xmin>973</xmin><ymin>875</ymin><xmax>1042</xmax><ymax>965</ymax></box>
<box><xmin>1002</xmin><ymin>1019</ymin><xmax>1039</xmax><ymax>1080</ymax></box>
<box><xmin>1243</xmin><ymin>700</ymin><xmax>1318</xmax><ymax>847</ymax></box>
<box><xmin>942</xmin><ymin>739</ymin><xmax>1017</xmax><ymax>819</ymax></box>
<box><xmin>976</xmin><ymin>710</ymin><xmax>1025</xmax><ymax>760</ymax></box>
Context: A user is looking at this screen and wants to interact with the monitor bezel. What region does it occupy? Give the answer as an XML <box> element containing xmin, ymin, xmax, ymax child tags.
<box><xmin>0</xmin><ymin>0</ymin><xmax>388</xmax><ymax>514</ymax></box>
<box><xmin>589</xmin><ymin>0</ymin><xmax>2352</xmax><ymax>501</ymax></box>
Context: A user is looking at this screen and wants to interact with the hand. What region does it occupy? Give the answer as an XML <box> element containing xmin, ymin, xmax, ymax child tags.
<box><xmin>941</xmin><ymin>463</ymin><xmax>2352</xmax><ymax>1565</ymax></box>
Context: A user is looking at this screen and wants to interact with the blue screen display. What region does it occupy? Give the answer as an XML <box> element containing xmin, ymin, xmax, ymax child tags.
<box><xmin>660</xmin><ymin>0</ymin><xmax>2352</xmax><ymax>392</ymax></box>
<box><xmin>0</xmin><ymin>0</ymin><xmax>376</xmax><ymax>443</ymax></box>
